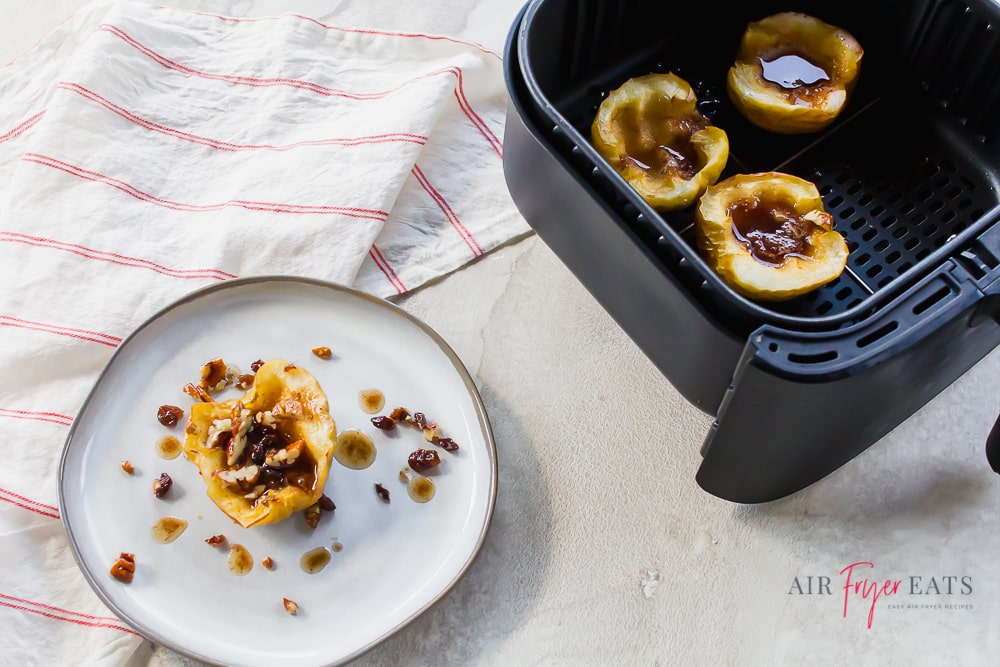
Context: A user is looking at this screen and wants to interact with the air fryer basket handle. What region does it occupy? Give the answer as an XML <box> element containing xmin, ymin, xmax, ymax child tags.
<box><xmin>986</xmin><ymin>414</ymin><xmax>1000</xmax><ymax>474</ymax></box>
<box><xmin>983</xmin><ymin>267</ymin><xmax>1000</xmax><ymax>475</ymax></box>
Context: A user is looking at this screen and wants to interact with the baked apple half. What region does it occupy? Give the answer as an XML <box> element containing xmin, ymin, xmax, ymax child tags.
<box><xmin>182</xmin><ymin>359</ymin><xmax>337</xmax><ymax>528</ymax></box>
<box><xmin>592</xmin><ymin>72</ymin><xmax>729</xmax><ymax>211</ymax></box>
<box><xmin>695</xmin><ymin>172</ymin><xmax>848</xmax><ymax>301</ymax></box>
<box><xmin>727</xmin><ymin>12</ymin><xmax>863</xmax><ymax>133</ymax></box>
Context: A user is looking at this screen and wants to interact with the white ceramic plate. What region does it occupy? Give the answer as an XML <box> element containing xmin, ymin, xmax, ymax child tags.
<box><xmin>59</xmin><ymin>277</ymin><xmax>496</xmax><ymax>666</ymax></box>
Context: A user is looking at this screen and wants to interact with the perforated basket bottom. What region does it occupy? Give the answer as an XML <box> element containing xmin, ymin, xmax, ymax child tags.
<box><xmin>563</xmin><ymin>83</ymin><xmax>996</xmax><ymax>325</ymax></box>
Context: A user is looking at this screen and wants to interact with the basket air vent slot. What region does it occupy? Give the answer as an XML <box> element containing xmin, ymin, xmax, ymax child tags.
<box><xmin>856</xmin><ymin>321</ymin><xmax>900</xmax><ymax>348</ymax></box>
<box><xmin>787</xmin><ymin>349</ymin><xmax>838</xmax><ymax>364</ymax></box>
<box><xmin>912</xmin><ymin>285</ymin><xmax>952</xmax><ymax>315</ymax></box>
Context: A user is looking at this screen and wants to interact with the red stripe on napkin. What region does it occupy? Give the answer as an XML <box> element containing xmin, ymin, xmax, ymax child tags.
<box><xmin>160</xmin><ymin>5</ymin><xmax>503</xmax><ymax>60</ymax></box>
<box><xmin>369</xmin><ymin>245</ymin><xmax>406</xmax><ymax>294</ymax></box>
<box><xmin>0</xmin><ymin>231</ymin><xmax>235</xmax><ymax>280</ymax></box>
<box><xmin>0</xmin><ymin>595</ymin><xmax>138</xmax><ymax>635</ymax></box>
<box><xmin>0</xmin><ymin>110</ymin><xmax>46</xmax><ymax>143</ymax></box>
<box><xmin>0</xmin><ymin>489</ymin><xmax>60</xmax><ymax>519</ymax></box>
<box><xmin>0</xmin><ymin>407</ymin><xmax>73</xmax><ymax>426</ymax></box>
<box><xmin>22</xmin><ymin>153</ymin><xmax>389</xmax><ymax>220</ymax></box>
<box><xmin>98</xmin><ymin>24</ymin><xmax>501</xmax><ymax>157</ymax></box>
<box><xmin>412</xmin><ymin>165</ymin><xmax>482</xmax><ymax>256</ymax></box>
<box><xmin>57</xmin><ymin>82</ymin><xmax>428</xmax><ymax>150</ymax></box>
<box><xmin>0</xmin><ymin>314</ymin><xmax>121</xmax><ymax>347</ymax></box>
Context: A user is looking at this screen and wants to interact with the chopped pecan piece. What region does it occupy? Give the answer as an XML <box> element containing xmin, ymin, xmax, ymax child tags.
<box><xmin>250</xmin><ymin>359</ymin><xmax>265</xmax><ymax>373</ymax></box>
<box><xmin>152</xmin><ymin>473</ymin><xmax>172</xmax><ymax>498</ymax></box>
<box><xmin>216</xmin><ymin>465</ymin><xmax>260</xmax><ymax>491</ymax></box>
<box><xmin>156</xmin><ymin>405</ymin><xmax>184</xmax><ymax>427</ymax></box>
<box><xmin>283</xmin><ymin>364</ymin><xmax>297</xmax><ymax>372</ymax></box>
<box><xmin>262</xmin><ymin>556</ymin><xmax>275</xmax><ymax>570</ymax></box>
<box><xmin>205</xmin><ymin>418</ymin><xmax>233</xmax><ymax>450</ymax></box>
<box><xmin>253</xmin><ymin>410</ymin><xmax>277</xmax><ymax>429</ymax></box>
<box><xmin>110</xmin><ymin>553</ymin><xmax>135</xmax><ymax>583</ymax></box>
<box><xmin>264</xmin><ymin>440</ymin><xmax>305</xmax><ymax>469</ymax></box>
<box><xmin>199</xmin><ymin>358</ymin><xmax>228</xmax><ymax>392</ymax></box>
<box><xmin>205</xmin><ymin>534</ymin><xmax>226</xmax><ymax>547</ymax></box>
<box><xmin>374</xmin><ymin>483</ymin><xmax>390</xmax><ymax>503</ymax></box>
<box><xmin>422</xmin><ymin>423</ymin><xmax>441</xmax><ymax>443</ymax></box>
<box><xmin>283</xmin><ymin>598</ymin><xmax>299</xmax><ymax>615</ymax></box>
<box><xmin>182</xmin><ymin>382</ymin><xmax>213</xmax><ymax>403</ymax></box>
<box><xmin>120</xmin><ymin>460</ymin><xmax>135</xmax><ymax>475</ymax></box>
<box><xmin>271</xmin><ymin>399</ymin><xmax>303</xmax><ymax>417</ymax></box>
<box><xmin>234</xmin><ymin>373</ymin><xmax>255</xmax><ymax>390</ymax></box>
<box><xmin>318</xmin><ymin>494</ymin><xmax>336</xmax><ymax>512</ymax></box>
<box><xmin>304</xmin><ymin>503</ymin><xmax>321</xmax><ymax>530</ymax></box>
<box><xmin>227</xmin><ymin>405</ymin><xmax>252</xmax><ymax>465</ymax></box>
<box><xmin>311</xmin><ymin>346</ymin><xmax>332</xmax><ymax>360</ymax></box>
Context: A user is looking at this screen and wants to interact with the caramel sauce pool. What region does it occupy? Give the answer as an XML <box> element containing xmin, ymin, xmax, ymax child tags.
<box><xmin>759</xmin><ymin>52</ymin><xmax>830</xmax><ymax>89</ymax></box>
<box><xmin>729</xmin><ymin>197</ymin><xmax>820</xmax><ymax>266</ymax></box>
<box><xmin>408</xmin><ymin>476</ymin><xmax>436</xmax><ymax>503</ymax></box>
<box><xmin>617</xmin><ymin>107</ymin><xmax>706</xmax><ymax>179</ymax></box>
<box><xmin>228</xmin><ymin>544</ymin><xmax>253</xmax><ymax>576</ymax></box>
<box><xmin>300</xmin><ymin>546</ymin><xmax>332</xmax><ymax>574</ymax></box>
<box><xmin>334</xmin><ymin>430</ymin><xmax>376</xmax><ymax>470</ymax></box>
<box><xmin>358</xmin><ymin>388</ymin><xmax>385</xmax><ymax>414</ymax></box>
<box><xmin>156</xmin><ymin>435</ymin><xmax>182</xmax><ymax>460</ymax></box>
<box><xmin>151</xmin><ymin>517</ymin><xmax>187</xmax><ymax>544</ymax></box>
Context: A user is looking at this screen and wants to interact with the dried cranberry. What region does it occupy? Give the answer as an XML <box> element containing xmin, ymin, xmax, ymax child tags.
<box><xmin>258</xmin><ymin>466</ymin><xmax>286</xmax><ymax>487</ymax></box>
<box><xmin>374</xmin><ymin>483</ymin><xmax>390</xmax><ymax>503</ymax></box>
<box><xmin>250</xmin><ymin>359</ymin><xmax>265</xmax><ymax>372</ymax></box>
<box><xmin>412</xmin><ymin>412</ymin><xmax>428</xmax><ymax>429</ymax></box>
<box><xmin>408</xmin><ymin>449</ymin><xmax>441</xmax><ymax>473</ymax></box>
<box><xmin>318</xmin><ymin>494</ymin><xmax>336</xmax><ymax>512</ymax></box>
<box><xmin>205</xmin><ymin>534</ymin><xmax>226</xmax><ymax>547</ymax></box>
<box><xmin>437</xmin><ymin>437</ymin><xmax>460</xmax><ymax>452</ymax></box>
<box><xmin>153</xmin><ymin>472</ymin><xmax>172</xmax><ymax>498</ymax></box>
<box><xmin>371</xmin><ymin>415</ymin><xmax>395</xmax><ymax>431</ymax></box>
<box><xmin>157</xmin><ymin>405</ymin><xmax>184</xmax><ymax>427</ymax></box>
<box><xmin>250</xmin><ymin>441</ymin><xmax>268</xmax><ymax>465</ymax></box>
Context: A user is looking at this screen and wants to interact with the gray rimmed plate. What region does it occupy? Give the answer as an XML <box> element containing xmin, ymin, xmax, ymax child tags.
<box><xmin>59</xmin><ymin>277</ymin><xmax>496</xmax><ymax>666</ymax></box>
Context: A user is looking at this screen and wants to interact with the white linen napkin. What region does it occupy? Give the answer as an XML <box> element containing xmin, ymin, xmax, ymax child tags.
<box><xmin>0</xmin><ymin>1</ymin><xmax>524</xmax><ymax>663</ymax></box>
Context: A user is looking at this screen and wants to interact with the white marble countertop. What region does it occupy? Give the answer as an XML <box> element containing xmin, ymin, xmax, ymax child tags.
<box><xmin>7</xmin><ymin>1</ymin><xmax>1000</xmax><ymax>665</ymax></box>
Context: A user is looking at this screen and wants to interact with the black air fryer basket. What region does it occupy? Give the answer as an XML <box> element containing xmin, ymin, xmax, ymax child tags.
<box><xmin>502</xmin><ymin>0</ymin><xmax>1000</xmax><ymax>502</ymax></box>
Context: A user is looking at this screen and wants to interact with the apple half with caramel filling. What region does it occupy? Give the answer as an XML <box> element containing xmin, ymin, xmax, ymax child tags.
<box><xmin>695</xmin><ymin>172</ymin><xmax>848</xmax><ymax>301</ymax></box>
<box><xmin>182</xmin><ymin>359</ymin><xmax>336</xmax><ymax>528</ymax></box>
<box><xmin>592</xmin><ymin>72</ymin><xmax>729</xmax><ymax>211</ymax></box>
<box><xmin>727</xmin><ymin>12</ymin><xmax>863</xmax><ymax>134</ymax></box>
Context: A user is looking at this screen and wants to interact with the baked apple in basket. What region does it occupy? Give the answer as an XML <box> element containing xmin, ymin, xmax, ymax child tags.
<box><xmin>695</xmin><ymin>172</ymin><xmax>848</xmax><ymax>301</ymax></box>
<box><xmin>727</xmin><ymin>12</ymin><xmax>863</xmax><ymax>134</ymax></box>
<box><xmin>592</xmin><ymin>73</ymin><xmax>729</xmax><ymax>211</ymax></box>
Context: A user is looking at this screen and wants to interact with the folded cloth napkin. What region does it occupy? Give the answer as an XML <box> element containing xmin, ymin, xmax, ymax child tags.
<box><xmin>0</xmin><ymin>1</ymin><xmax>524</xmax><ymax>662</ymax></box>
